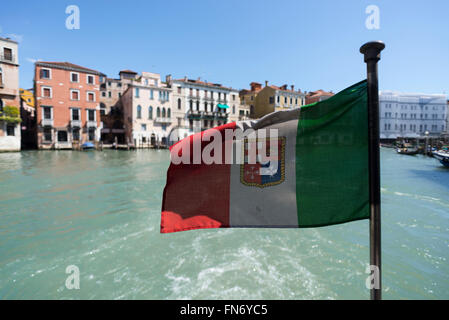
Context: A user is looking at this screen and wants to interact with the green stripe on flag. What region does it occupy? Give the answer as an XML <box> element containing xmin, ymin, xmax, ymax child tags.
<box><xmin>295</xmin><ymin>80</ymin><xmax>369</xmax><ymax>227</ymax></box>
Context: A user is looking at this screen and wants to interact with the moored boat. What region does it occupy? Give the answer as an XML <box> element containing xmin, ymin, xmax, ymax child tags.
<box><xmin>81</xmin><ymin>142</ymin><xmax>95</xmax><ymax>150</ymax></box>
<box><xmin>396</xmin><ymin>147</ymin><xmax>419</xmax><ymax>155</ymax></box>
<box><xmin>432</xmin><ymin>150</ymin><xmax>449</xmax><ymax>168</ymax></box>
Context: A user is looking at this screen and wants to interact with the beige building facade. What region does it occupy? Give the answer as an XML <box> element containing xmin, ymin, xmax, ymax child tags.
<box><xmin>0</xmin><ymin>37</ymin><xmax>21</xmax><ymax>151</ymax></box>
<box><xmin>240</xmin><ymin>81</ymin><xmax>305</xmax><ymax>119</ymax></box>
<box><xmin>121</xmin><ymin>72</ymin><xmax>174</xmax><ymax>147</ymax></box>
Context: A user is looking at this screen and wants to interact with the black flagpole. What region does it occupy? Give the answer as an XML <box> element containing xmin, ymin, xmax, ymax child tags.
<box><xmin>360</xmin><ymin>41</ymin><xmax>385</xmax><ymax>300</ymax></box>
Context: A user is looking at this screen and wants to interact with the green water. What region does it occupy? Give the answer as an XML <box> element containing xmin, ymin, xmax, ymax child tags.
<box><xmin>0</xmin><ymin>148</ymin><xmax>448</xmax><ymax>299</ymax></box>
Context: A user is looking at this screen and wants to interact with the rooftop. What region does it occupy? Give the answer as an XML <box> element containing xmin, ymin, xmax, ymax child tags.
<box><xmin>36</xmin><ymin>61</ymin><xmax>105</xmax><ymax>76</ymax></box>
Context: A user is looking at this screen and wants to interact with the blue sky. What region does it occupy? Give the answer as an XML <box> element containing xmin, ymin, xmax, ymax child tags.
<box><xmin>1</xmin><ymin>0</ymin><xmax>448</xmax><ymax>95</ymax></box>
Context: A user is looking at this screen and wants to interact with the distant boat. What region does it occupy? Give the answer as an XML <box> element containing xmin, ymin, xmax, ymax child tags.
<box><xmin>396</xmin><ymin>147</ymin><xmax>419</xmax><ymax>155</ymax></box>
<box><xmin>81</xmin><ymin>142</ymin><xmax>95</xmax><ymax>150</ymax></box>
<box><xmin>432</xmin><ymin>150</ymin><xmax>449</xmax><ymax>168</ymax></box>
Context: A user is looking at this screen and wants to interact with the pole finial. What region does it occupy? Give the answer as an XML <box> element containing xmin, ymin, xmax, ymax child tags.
<box><xmin>360</xmin><ymin>41</ymin><xmax>385</xmax><ymax>63</ymax></box>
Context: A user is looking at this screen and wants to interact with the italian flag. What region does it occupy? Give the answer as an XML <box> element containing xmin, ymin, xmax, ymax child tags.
<box><xmin>161</xmin><ymin>80</ymin><xmax>369</xmax><ymax>233</ymax></box>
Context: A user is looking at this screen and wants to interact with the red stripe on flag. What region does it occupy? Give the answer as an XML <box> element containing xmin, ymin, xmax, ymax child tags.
<box><xmin>161</xmin><ymin>122</ymin><xmax>236</xmax><ymax>233</ymax></box>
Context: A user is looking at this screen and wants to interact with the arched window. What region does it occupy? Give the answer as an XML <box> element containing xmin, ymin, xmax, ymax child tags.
<box><xmin>232</xmin><ymin>105</ymin><xmax>235</xmax><ymax>114</ymax></box>
<box><xmin>167</xmin><ymin>108</ymin><xmax>171</xmax><ymax>118</ymax></box>
<box><xmin>156</xmin><ymin>107</ymin><xmax>161</xmax><ymax>117</ymax></box>
<box><xmin>196</xmin><ymin>101</ymin><xmax>200</xmax><ymax>111</ymax></box>
<box><xmin>177</xmin><ymin>98</ymin><xmax>181</xmax><ymax>110</ymax></box>
<box><xmin>162</xmin><ymin>107</ymin><xmax>166</xmax><ymax>117</ymax></box>
<box><xmin>189</xmin><ymin>100</ymin><xmax>193</xmax><ymax>110</ymax></box>
<box><xmin>137</xmin><ymin>105</ymin><xmax>142</xmax><ymax>119</ymax></box>
<box><xmin>148</xmin><ymin>106</ymin><xmax>153</xmax><ymax>119</ymax></box>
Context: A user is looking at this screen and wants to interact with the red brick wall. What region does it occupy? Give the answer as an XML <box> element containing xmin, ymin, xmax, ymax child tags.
<box><xmin>35</xmin><ymin>66</ymin><xmax>100</xmax><ymax>128</ymax></box>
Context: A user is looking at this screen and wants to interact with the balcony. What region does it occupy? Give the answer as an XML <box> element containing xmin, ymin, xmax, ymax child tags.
<box><xmin>202</xmin><ymin>111</ymin><xmax>215</xmax><ymax>119</ymax></box>
<box><xmin>0</xmin><ymin>53</ymin><xmax>15</xmax><ymax>64</ymax></box>
<box><xmin>214</xmin><ymin>111</ymin><xmax>228</xmax><ymax>119</ymax></box>
<box><xmin>217</xmin><ymin>98</ymin><xmax>228</xmax><ymax>104</ymax></box>
<box><xmin>71</xmin><ymin>119</ymin><xmax>81</xmax><ymax>127</ymax></box>
<box><xmin>154</xmin><ymin>117</ymin><xmax>172</xmax><ymax>124</ymax></box>
<box><xmin>187</xmin><ymin>109</ymin><xmax>202</xmax><ymax>119</ymax></box>
<box><xmin>188</xmin><ymin>94</ymin><xmax>200</xmax><ymax>100</ymax></box>
<box><xmin>203</xmin><ymin>96</ymin><xmax>213</xmax><ymax>102</ymax></box>
<box><xmin>41</xmin><ymin>118</ymin><xmax>53</xmax><ymax>126</ymax></box>
<box><xmin>87</xmin><ymin>120</ymin><xmax>97</xmax><ymax>128</ymax></box>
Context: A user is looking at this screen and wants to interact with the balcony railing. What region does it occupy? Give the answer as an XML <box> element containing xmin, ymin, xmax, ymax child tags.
<box><xmin>188</xmin><ymin>94</ymin><xmax>200</xmax><ymax>100</ymax></box>
<box><xmin>87</xmin><ymin>120</ymin><xmax>97</xmax><ymax>127</ymax></box>
<box><xmin>0</xmin><ymin>54</ymin><xmax>15</xmax><ymax>63</ymax></box>
<box><xmin>154</xmin><ymin>117</ymin><xmax>172</xmax><ymax>123</ymax></box>
<box><xmin>71</xmin><ymin>119</ymin><xmax>81</xmax><ymax>127</ymax></box>
<box><xmin>187</xmin><ymin>110</ymin><xmax>202</xmax><ymax>119</ymax></box>
<box><xmin>214</xmin><ymin>111</ymin><xmax>228</xmax><ymax>119</ymax></box>
<box><xmin>41</xmin><ymin>118</ymin><xmax>53</xmax><ymax>126</ymax></box>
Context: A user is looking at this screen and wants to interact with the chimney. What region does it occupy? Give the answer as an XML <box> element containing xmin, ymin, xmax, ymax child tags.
<box><xmin>197</xmin><ymin>77</ymin><xmax>201</xmax><ymax>81</ymax></box>
<box><xmin>184</xmin><ymin>76</ymin><xmax>187</xmax><ymax>81</ymax></box>
<box><xmin>166</xmin><ymin>74</ymin><xmax>172</xmax><ymax>85</ymax></box>
<box><xmin>281</xmin><ymin>84</ymin><xmax>288</xmax><ymax>90</ymax></box>
<box><xmin>265</xmin><ymin>80</ymin><xmax>269</xmax><ymax>87</ymax></box>
<box><xmin>291</xmin><ymin>85</ymin><xmax>294</xmax><ymax>91</ymax></box>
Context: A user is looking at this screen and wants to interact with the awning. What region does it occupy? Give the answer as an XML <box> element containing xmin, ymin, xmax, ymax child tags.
<box><xmin>217</xmin><ymin>104</ymin><xmax>229</xmax><ymax>109</ymax></box>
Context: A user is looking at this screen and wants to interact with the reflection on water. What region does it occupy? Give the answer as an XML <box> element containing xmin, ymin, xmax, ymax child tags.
<box><xmin>0</xmin><ymin>149</ymin><xmax>448</xmax><ymax>299</ymax></box>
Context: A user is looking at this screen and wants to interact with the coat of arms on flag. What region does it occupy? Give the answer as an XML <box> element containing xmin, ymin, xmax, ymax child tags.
<box><xmin>240</xmin><ymin>137</ymin><xmax>286</xmax><ymax>188</ymax></box>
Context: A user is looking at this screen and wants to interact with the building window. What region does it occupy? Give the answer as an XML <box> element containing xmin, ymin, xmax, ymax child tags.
<box><xmin>0</xmin><ymin>67</ymin><xmax>3</xmax><ymax>87</ymax></box>
<box><xmin>87</xmin><ymin>75</ymin><xmax>95</xmax><ymax>84</ymax></box>
<box><xmin>196</xmin><ymin>101</ymin><xmax>199</xmax><ymax>111</ymax></box>
<box><xmin>189</xmin><ymin>100</ymin><xmax>193</xmax><ymax>110</ymax></box>
<box><xmin>150</xmin><ymin>90</ymin><xmax>154</xmax><ymax>99</ymax></box>
<box><xmin>71</xmin><ymin>72</ymin><xmax>79</xmax><ymax>83</ymax></box>
<box><xmin>167</xmin><ymin>108</ymin><xmax>171</xmax><ymax>118</ymax></box>
<box><xmin>72</xmin><ymin>108</ymin><xmax>80</xmax><ymax>120</ymax></box>
<box><xmin>57</xmin><ymin>131</ymin><xmax>68</xmax><ymax>142</ymax></box>
<box><xmin>102</xmin><ymin>92</ymin><xmax>106</xmax><ymax>97</ymax></box>
<box><xmin>72</xmin><ymin>127</ymin><xmax>80</xmax><ymax>141</ymax></box>
<box><xmin>232</xmin><ymin>105</ymin><xmax>235</xmax><ymax>114</ymax></box>
<box><xmin>135</xmin><ymin>88</ymin><xmax>140</xmax><ymax>97</ymax></box>
<box><xmin>108</xmin><ymin>91</ymin><xmax>111</xmax><ymax>98</ymax></box>
<box><xmin>162</xmin><ymin>108</ymin><xmax>166</xmax><ymax>118</ymax></box>
<box><xmin>178</xmin><ymin>98</ymin><xmax>181</xmax><ymax>110</ymax></box>
<box><xmin>141</xmin><ymin>124</ymin><xmax>147</xmax><ymax>131</ymax></box>
<box><xmin>6</xmin><ymin>124</ymin><xmax>15</xmax><ymax>136</ymax></box>
<box><xmin>177</xmin><ymin>87</ymin><xmax>181</xmax><ymax>94</ymax></box>
<box><xmin>43</xmin><ymin>127</ymin><xmax>52</xmax><ymax>141</ymax></box>
<box><xmin>87</xmin><ymin>109</ymin><xmax>95</xmax><ymax>121</ymax></box>
<box><xmin>148</xmin><ymin>106</ymin><xmax>153</xmax><ymax>119</ymax></box>
<box><xmin>269</xmin><ymin>96</ymin><xmax>274</xmax><ymax>104</ymax></box>
<box><xmin>42</xmin><ymin>86</ymin><xmax>52</xmax><ymax>98</ymax></box>
<box><xmin>3</xmin><ymin>47</ymin><xmax>13</xmax><ymax>61</ymax></box>
<box><xmin>88</xmin><ymin>128</ymin><xmax>95</xmax><ymax>141</ymax></box>
<box><xmin>70</xmin><ymin>90</ymin><xmax>80</xmax><ymax>101</ymax></box>
<box><xmin>40</xmin><ymin>68</ymin><xmax>51</xmax><ymax>79</ymax></box>
<box><xmin>87</xmin><ymin>92</ymin><xmax>95</xmax><ymax>102</ymax></box>
<box><xmin>137</xmin><ymin>105</ymin><xmax>142</xmax><ymax>119</ymax></box>
<box><xmin>157</xmin><ymin>107</ymin><xmax>161</xmax><ymax>117</ymax></box>
<box><xmin>43</xmin><ymin>106</ymin><xmax>52</xmax><ymax>119</ymax></box>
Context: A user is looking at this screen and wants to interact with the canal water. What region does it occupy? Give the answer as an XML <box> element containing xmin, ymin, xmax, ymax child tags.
<box><xmin>0</xmin><ymin>148</ymin><xmax>448</xmax><ymax>299</ymax></box>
